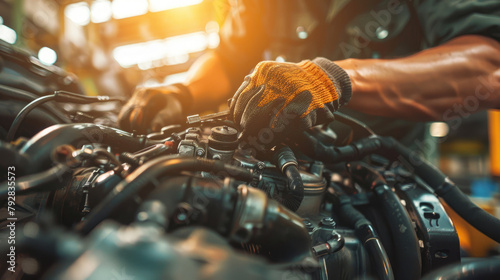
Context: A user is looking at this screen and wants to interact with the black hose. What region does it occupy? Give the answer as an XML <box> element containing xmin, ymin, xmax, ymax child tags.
<box><xmin>19</xmin><ymin>124</ymin><xmax>151</xmax><ymax>174</ymax></box>
<box><xmin>436</xmin><ymin>180</ymin><xmax>500</xmax><ymax>243</ymax></box>
<box><xmin>376</xmin><ymin>137</ymin><xmax>500</xmax><ymax>244</ymax></box>
<box><xmin>349</xmin><ymin>162</ymin><xmax>421</xmax><ymax>280</ymax></box>
<box><xmin>0</xmin><ymin>84</ymin><xmax>70</xmax><ymax>123</ymax></box>
<box><xmin>309</xmin><ymin>135</ymin><xmax>500</xmax><ymax>244</ymax></box>
<box><xmin>360</xmin><ymin>225</ymin><xmax>394</xmax><ymax>280</ymax></box>
<box><xmin>92</xmin><ymin>148</ymin><xmax>121</xmax><ymax>167</ymax></box>
<box><xmin>76</xmin><ymin>156</ymin><xmax>255</xmax><ymax>234</ymax></box>
<box><xmin>334</xmin><ymin>186</ymin><xmax>394</xmax><ymax>280</ymax></box>
<box><xmin>271</xmin><ymin>145</ymin><xmax>304</xmax><ymax>211</ymax></box>
<box><xmin>0</xmin><ymin>141</ymin><xmax>29</xmax><ymax>175</ymax></box>
<box><xmin>421</xmin><ymin>257</ymin><xmax>500</xmax><ymax>280</ymax></box>
<box><xmin>5</xmin><ymin>91</ymin><xmax>123</xmax><ymax>142</ymax></box>
<box><xmin>282</xmin><ymin>165</ymin><xmax>304</xmax><ymax>211</ymax></box>
<box><xmin>142</xmin><ymin>176</ymin><xmax>312</xmax><ymax>263</ymax></box>
<box><xmin>5</xmin><ymin>95</ymin><xmax>56</xmax><ymax>142</ymax></box>
<box><xmin>334</xmin><ymin>111</ymin><xmax>376</xmax><ymax>137</ymax></box>
<box><xmin>373</xmin><ymin>184</ymin><xmax>421</xmax><ymax>280</ymax></box>
<box><xmin>0</xmin><ymin>164</ymin><xmax>70</xmax><ymax>200</ymax></box>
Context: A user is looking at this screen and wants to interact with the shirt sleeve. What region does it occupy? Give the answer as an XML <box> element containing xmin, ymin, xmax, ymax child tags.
<box><xmin>215</xmin><ymin>0</ymin><xmax>270</xmax><ymax>91</ymax></box>
<box><xmin>414</xmin><ymin>0</ymin><xmax>500</xmax><ymax>47</ymax></box>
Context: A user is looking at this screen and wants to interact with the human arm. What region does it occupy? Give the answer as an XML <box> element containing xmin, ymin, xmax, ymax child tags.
<box><xmin>118</xmin><ymin>0</ymin><xmax>267</xmax><ymax>132</ymax></box>
<box><xmin>338</xmin><ymin>35</ymin><xmax>500</xmax><ymax>121</ymax></box>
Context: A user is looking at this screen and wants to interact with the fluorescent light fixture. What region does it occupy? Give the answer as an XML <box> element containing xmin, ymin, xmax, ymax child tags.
<box><xmin>0</xmin><ymin>25</ymin><xmax>17</xmax><ymax>44</ymax></box>
<box><xmin>38</xmin><ymin>47</ymin><xmax>57</xmax><ymax>65</ymax></box>
<box><xmin>112</xmin><ymin>0</ymin><xmax>148</xmax><ymax>19</ymax></box>
<box><xmin>149</xmin><ymin>0</ymin><xmax>203</xmax><ymax>12</ymax></box>
<box><xmin>113</xmin><ymin>32</ymin><xmax>210</xmax><ymax>68</ymax></box>
<box><xmin>163</xmin><ymin>71</ymin><xmax>189</xmax><ymax>85</ymax></box>
<box><xmin>91</xmin><ymin>0</ymin><xmax>112</xmax><ymax>23</ymax></box>
<box><xmin>65</xmin><ymin>2</ymin><xmax>90</xmax><ymax>26</ymax></box>
<box><xmin>430</xmin><ymin>122</ymin><xmax>449</xmax><ymax>138</ymax></box>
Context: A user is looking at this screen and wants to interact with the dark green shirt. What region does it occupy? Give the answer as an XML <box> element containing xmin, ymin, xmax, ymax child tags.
<box><xmin>215</xmin><ymin>0</ymin><xmax>500</xmax><ymax>143</ymax></box>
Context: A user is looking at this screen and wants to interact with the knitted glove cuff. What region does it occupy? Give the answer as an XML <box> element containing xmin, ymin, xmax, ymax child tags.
<box><xmin>312</xmin><ymin>57</ymin><xmax>352</xmax><ymax>107</ymax></box>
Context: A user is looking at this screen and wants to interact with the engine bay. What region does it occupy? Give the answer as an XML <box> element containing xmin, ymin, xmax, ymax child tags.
<box><xmin>1</xmin><ymin>43</ymin><xmax>500</xmax><ymax>280</ymax></box>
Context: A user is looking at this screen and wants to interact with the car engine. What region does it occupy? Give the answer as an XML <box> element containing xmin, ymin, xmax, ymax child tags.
<box><xmin>1</xmin><ymin>43</ymin><xmax>500</xmax><ymax>280</ymax></box>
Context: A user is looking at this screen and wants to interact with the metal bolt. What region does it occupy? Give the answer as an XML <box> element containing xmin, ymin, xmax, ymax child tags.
<box><xmin>303</xmin><ymin>219</ymin><xmax>314</xmax><ymax>231</ymax></box>
<box><xmin>196</xmin><ymin>148</ymin><xmax>205</xmax><ymax>157</ymax></box>
<box><xmin>213</xmin><ymin>154</ymin><xmax>222</xmax><ymax>160</ymax></box>
<box><xmin>137</xmin><ymin>211</ymin><xmax>149</xmax><ymax>222</ymax></box>
<box><xmin>175</xmin><ymin>203</ymin><xmax>193</xmax><ymax>224</ymax></box>
<box><xmin>177</xmin><ymin>212</ymin><xmax>187</xmax><ymax>222</ymax></box>
<box><xmin>257</xmin><ymin>162</ymin><xmax>265</xmax><ymax>170</ymax></box>
<box><xmin>435</xmin><ymin>251</ymin><xmax>448</xmax><ymax>259</ymax></box>
<box><xmin>321</xmin><ymin>217</ymin><xmax>336</xmax><ymax>227</ymax></box>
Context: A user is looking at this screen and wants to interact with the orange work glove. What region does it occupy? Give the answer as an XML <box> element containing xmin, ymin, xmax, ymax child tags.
<box><xmin>229</xmin><ymin>57</ymin><xmax>351</xmax><ymax>149</ymax></box>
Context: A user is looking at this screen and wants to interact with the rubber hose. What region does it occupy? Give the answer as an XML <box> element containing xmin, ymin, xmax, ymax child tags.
<box><xmin>377</xmin><ymin>137</ymin><xmax>500</xmax><ymax>244</ymax></box>
<box><xmin>348</xmin><ymin>161</ymin><xmax>421</xmax><ymax>280</ymax></box>
<box><xmin>319</xmin><ymin>136</ymin><xmax>500</xmax><ymax>244</ymax></box>
<box><xmin>337</xmin><ymin>193</ymin><xmax>395</xmax><ymax>280</ymax></box>
<box><xmin>280</xmin><ymin>165</ymin><xmax>304</xmax><ymax>211</ymax></box>
<box><xmin>272</xmin><ymin>145</ymin><xmax>304</xmax><ymax>211</ymax></box>
<box><xmin>421</xmin><ymin>257</ymin><xmax>500</xmax><ymax>280</ymax></box>
<box><xmin>373</xmin><ymin>184</ymin><xmax>421</xmax><ymax>280</ymax></box>
<box><xmin>19</xmin><ymin>124</ymin><xmax>152</xmax><ymax>174</ymax></box>
<box><xmin>436</xmin><ymin>181</ymin><xmax>500</xmax><ymax>243</ymax></box>
<box><xmin>76</xmin><ymin>156</ymin><xmax>254</xmax><ymax>234</ymax></box>
<box><xmin>0</xmin><ymin>141</ymin><xmax>29</xmax><ymax>175</ymax></box>
<box><xmin>0</xmin><ymin>84</ymin><xmax>70</xmax><ymax>123</ymax></box>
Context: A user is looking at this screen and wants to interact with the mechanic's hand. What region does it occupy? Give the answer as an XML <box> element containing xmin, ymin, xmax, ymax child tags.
<box><xmin>118</xmin><ymin>84</ymin><xmax>192</xmax><ymax>133</ymax></box>
<box><xmin>229</xmin><ymin>57</ymin><xmax>352</xmax><ymax>150</ymax></box>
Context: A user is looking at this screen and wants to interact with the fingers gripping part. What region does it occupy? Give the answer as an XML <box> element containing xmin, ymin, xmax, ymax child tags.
<box><xmin>248</xmin><ymin>60</ymin><xmax>340</xmax><ymax>119</ymax></box>
<box><xmin>230</xmin><ymin>58</ymin><xmax>352</xmax><ymax>149</ymax></box>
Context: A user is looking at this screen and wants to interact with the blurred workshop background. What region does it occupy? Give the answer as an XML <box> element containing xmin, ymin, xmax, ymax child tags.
<box><xmin>0</xmin><ymin>0</ymin><xmax>499</xmax><ymax>257</ymax></box>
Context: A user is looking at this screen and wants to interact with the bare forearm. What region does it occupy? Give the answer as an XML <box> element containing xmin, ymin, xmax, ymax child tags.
<box><xmin>337</xmin><ymin>35</ymin><xmax>500</xmax><ymax>121</ymax></box>
<box><xmin>184</xmin><ymin>51</ymin><xmax>232</xmax><ymax>112</ymax></box>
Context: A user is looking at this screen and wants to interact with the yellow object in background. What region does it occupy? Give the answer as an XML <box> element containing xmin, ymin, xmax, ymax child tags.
<box><xmin>489</xmin><ymin>110</ymin><xmax>500</xmax><ymax>177</ymax></box>
<box><xmin>444</xmin><ymin>200</ymin><xmax>499</xmax><ymax>257</ymax></box>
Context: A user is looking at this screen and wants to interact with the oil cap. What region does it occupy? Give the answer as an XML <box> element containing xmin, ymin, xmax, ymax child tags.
<box><xmin>208</xmin><ymin>126</ymin><xmax>238</xmax><ymax>150</ymax></box>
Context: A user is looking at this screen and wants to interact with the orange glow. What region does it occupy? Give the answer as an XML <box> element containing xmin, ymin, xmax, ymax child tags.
<box><xmin>91</xmin><ymin>0</ymin><xmax>112</xmax><ymax>23</ymax></box>
<box><xmin>113</xmin><ymin>31</ymin><xmax>219</xmax><ymax>68</ymax></box>
<box><xmin>112</xmin><ymin>0</ymin><xmax>149</xmax><ymax>19</ymax></box>
<box><xmin>149</xmin><ymin>0</ymin><xmax>203</xmax><ymax>12</ymax></box>
<box><xmin>489</xmin><ymin>110</ymin><xmax>500</xmax><ymax>176</ymax></box>
<box><xmin>65</xmin><ymin>2</ymin><xmax>90</xmax><ymax>26</ymax></box>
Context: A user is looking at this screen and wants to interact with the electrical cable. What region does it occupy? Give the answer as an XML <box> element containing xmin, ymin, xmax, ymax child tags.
<box><xmin>334</xmin><ymin>111</ymin><xmax>376</xmax><ymax>136</ymax></box>
<box><xmin>5</xmin><ymin>91</ymin><xmax>124</xmax><ymax>142</ymax></box>
<box><xmin>0</xmin><ymin>84</ymin><xmax>70</xmax><ymax>123</ymax></box>
<box><xmin>91</xmin><ymin>148</ymin><xmax>121</xmax><ymax>167</ymax></box>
